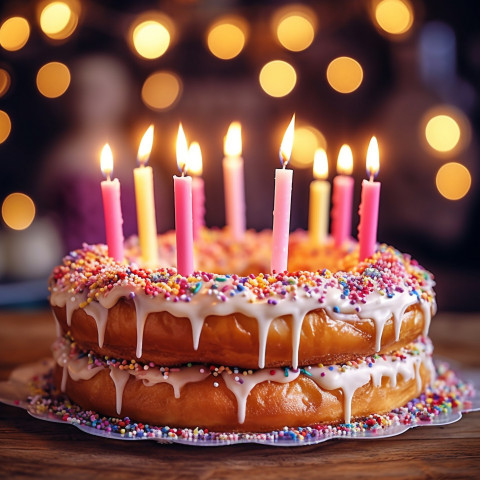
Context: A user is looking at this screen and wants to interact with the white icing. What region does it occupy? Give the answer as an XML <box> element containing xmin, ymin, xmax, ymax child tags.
<box><xmin>222</xmin><ymin>368</ymin><xmax>301</xmax><ymax>424</ymax></box>
<box><xmin>67</xmin><ymin>356</ymin><xmax>101</xmax><ymax>382</ymax></box>
<box><xmin>52</xmin><ymin>338</ymin><xmax>103</xmax><ymax>391</ymax></box>
<box><xmin>52</xmin><ymin>337</ymin><xmax>434</xmax><ymax>426</ymax></box>
<box><xmin>52</xmin><ymin>310</ymin><xmax>62</xmax><ymax>338</ymax></box>
<box><xmin>137</xmin><ymin>367</ymin><xmax>210</xmax><ymax>398</ymax></box>
<box><xmin>307</xmin><ymin>343</ymin><xmax>434</xmax><ymax>423</ymax></box>
<box><xmin>420</xmin><ymin>301</ymin><xmax>433</xmax><ymax>337</ymax></box>
<box><xmin>291</xmin><ymin>315</ymin><xmax>304</xmax><ymax>370</ymax></box>
<box><xmin>133</xmin><ymin>294</ymin><xmax>159</xmax><ymax>359</ymax></box>
<box><xmin>84</xmin><ymin>301</ymin><xmax>108</xmax><ymax>348</ymax></box>
<box><xmin>109</xmin><ymin>367</ymin><xmax>130</xmax><ymax>415</ymax></box>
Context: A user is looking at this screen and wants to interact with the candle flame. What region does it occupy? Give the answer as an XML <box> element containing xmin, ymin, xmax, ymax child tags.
<box><xmin>337</xmin><ymin>144</ymin><xmax>353</xmax><ymax>175</ymax></box>
<box><xmin>188</xmin><ymin>141</ymin><xmax>203</xmax><ymax>176</ymax></box>
<box><xmin>313</xmin><ymin>149</ymin><xmax>329</xmax><ymax>179</ymax></box>
<box><xmin>366</xmin><ymin>136</ymin><xmax>379</xmax><ymax>180</ymax></box>
<box><xmin>100</xmin><ymin>143</ymin><xmax>113</xmax><ymax>180</ymax></box>
<box><xmin>176</xmin><ymin>123</ymin><xmax>189</xmax><ymax>175</ymax></box>
<box><xmin>279</xmin><ymin>114</ymin><xmax>295</xmax><ymax>167</ymax></box>
<box><xmin>138</xmin><ymin>124</ymin><xmax>154</xmax><ymax>166</ymax></box>
<box><xmin>224</xmin><ymin>121</ymin><xmax>242</xmax><ymax>157</ymax></box>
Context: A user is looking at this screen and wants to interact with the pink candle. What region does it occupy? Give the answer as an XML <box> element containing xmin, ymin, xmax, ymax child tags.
<box><xmin>223</xmin><ymin>122</ymin><xmax>246</xmax><ymax>239</ymax></box>
<box><xmin>271</xmin><ymin>115</ymin><xmax>295</xmax><ymax>273</ymax></box>
<box><xmin>188</xmin><ymin>142</ymin><xmax>205</xmax><ymax>240</ymax></box>
<box><xmin>174</xmin><ymin>124</ymin><xmax>194</xmax><ymax>276</ymax></box>
<box><xmin>100</xmin><ymin>144</ymin><xmax>124</xmax><ymax>262</ymax></box>
<box><xmin>331</xmin><ymin>144</ymin><xmax>354</xmax><ymax>248</ymax></box>
<box><xmin>358</xmin><ymin>137</ymin><xmax>381</xmax><ymax>261</ymax></box>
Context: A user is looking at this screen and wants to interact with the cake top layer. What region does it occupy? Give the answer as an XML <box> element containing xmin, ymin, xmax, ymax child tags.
<box><xmin>50</xmin><ymin>233</ymin><xmax>435</xmax><ymax>311</ymax></box>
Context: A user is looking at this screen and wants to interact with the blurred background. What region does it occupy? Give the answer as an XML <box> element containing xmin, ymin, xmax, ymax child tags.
<box><xmin>0</xmin><ymin>0</ymin><xmax>478</xmax><ymax>311</ymax></box>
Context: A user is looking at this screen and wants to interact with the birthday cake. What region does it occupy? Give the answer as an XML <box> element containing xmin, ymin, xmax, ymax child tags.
<box><xmin>49</xmin><ymin>229</ymin><xmax>436</xmax><ymax>432</ymax></box>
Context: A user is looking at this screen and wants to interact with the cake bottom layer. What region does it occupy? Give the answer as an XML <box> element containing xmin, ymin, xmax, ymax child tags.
<box><xmin>52</xmin><ymin>337</ymin><xmax>434</xmax><ymax>432</ymax></box>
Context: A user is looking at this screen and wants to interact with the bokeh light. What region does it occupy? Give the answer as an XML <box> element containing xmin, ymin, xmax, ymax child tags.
<box><xmin>141</xmin><ymin>71</ymin><xmax>182</xmax><ymax>111</ymax></box>
<box><xmin>0</xmin><ymin>69</ymin><xmax>11</xmax><ymax>97</ymax></box>
<box><xmin>276</xmin><ymin>11</ymin><xmax>316</xmax><ymax>52</ymax></box>
<box><xmin>2</xmin><ymin>193</ymin><xmax>36</xmax><ymax>230</ymax></box>
<box><xmin>0</xmin><ymin>17</ymin><xmax>30</xmax><ymax>51</ymax></box>
<box><xmin>326</xmin><ymin>57</ymin><xmax>363</xmax><ymax>93</ymax></box>
<box><xmin>39</xmin><ymin>1</ymin><xmax>79</xmax><ymax>40</ymax></box>
<box><xmin>425</xmin><ymin>115</ymin><xmax>460</xmax><ymax>153</ymax></box>
<box><xmin>259</xmin><ymin>60</ymin><xmax>297</xmax><ymax>97</ymax></box>
<box><xmin>374</xmin><ymin>0</ymin><xmax>414</xmax><ymax>36</ymax></box>
<box><xmin>291</xmin><ymin>125</ymin><xmax>327</xmax><ymax>168</ymax></box>
<box><xmin>272</xmin><ymin>5</ymin><xmax>317</xmax><ymax>52</ymax></box>
<box><xmin>207</xmin><ymin>17</ymin><xmax>247</xmax><ymax>60</ymax></box>
<box><xmin>422</xmin><ymin>105</ymin><xmax>471</xmax><ymax>156</ymax></box>
<box><xmin>0</xmin><ymin>110</ymin><xmax>12</xmax><ymax>143</ymax></box>
<box><xmin>436</xmin><ymin>162</ymin><xmax>471</xmax><ymax>200</ymax></box>
<box><xmin>36</xmin><ymin>62</ymin><xmax>71</xmax><ymax>98</ymax></box>
<box><xmin>130</xmin><ymin>13</ymin><xmax>173</xmax><ymax>60</ymax></box>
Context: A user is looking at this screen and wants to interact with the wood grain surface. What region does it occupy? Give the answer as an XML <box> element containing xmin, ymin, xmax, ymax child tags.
<box><xmin>0</xmin><ymin>308</ymin><xmax>479</xmax><ymax>480</ymax></box>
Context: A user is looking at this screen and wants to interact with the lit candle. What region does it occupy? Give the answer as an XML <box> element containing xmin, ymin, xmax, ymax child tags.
<box><xmin>188</xmin><ymin>141</ymin><xmax>205</xmax><ymax>240</ymax></box>
<box><xmin>309</xmin><ymin>148</ymin><xmax>331</xmax><ymax>244</ymax></box>
<box><xmin>223</xmin><ymin>122</ymin><xmax>246</xmax><ymax>239</ymax></box>
<box><xmin>174</xmin><ymin>124</ymin><xmax>194</xmax><ymax>276</ymax></box>
<box><xmin>271</xmin><ymin>114</ymin><xmax>295</xmax><ymax>273</ymax></box>
<box><xmin>358</xmin><ymin>136</ymin><xmax>381</xmax><ymax>261</ymax></box>
<box><xmin>331</xmin><ymin>144</ymin><xmax>354</xmax><ymax>248</ymax></box>
<box><xmin>134</xmin><ymin>125</ymin><xmax>158</xmax><ymax>267</ymax></box>
<box><xmin>100</xmin><ymin>144</ymin><xmax>124</xmax><ymax>262</ymax></box>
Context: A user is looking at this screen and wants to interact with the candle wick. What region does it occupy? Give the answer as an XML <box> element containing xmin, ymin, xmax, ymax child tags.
<box><xmin>369</xmin><ymin>172</ymin><xmax>374</xmax><ymax>182</ymax></box>
<box><xmin>107</xmin><ymin>172</ymin><xmax>111</xmax><ymax>181</ymax></box>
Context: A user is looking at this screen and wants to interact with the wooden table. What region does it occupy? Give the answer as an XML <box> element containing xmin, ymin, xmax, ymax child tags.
<box><xmin>0</xmin><ymin>309</ymin><xmax>479</xmax><ymax>479</ymax></box>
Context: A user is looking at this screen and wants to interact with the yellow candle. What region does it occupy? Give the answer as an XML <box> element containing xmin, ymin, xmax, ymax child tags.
<box><xmin>309</xmin><ymin>148</ymin><xmax>330</xmax><ymax>244</ymax></box>
<box><xmin>134</xmin><ymin>125</ymin><xmax>158</xmax><ymax>267</ymax></box>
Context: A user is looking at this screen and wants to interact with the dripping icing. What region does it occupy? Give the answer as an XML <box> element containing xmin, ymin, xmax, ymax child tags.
<box><xmin>109</xmin><ymin>367</ymin><xmax>130</xmax><ymax>415</ymax></box>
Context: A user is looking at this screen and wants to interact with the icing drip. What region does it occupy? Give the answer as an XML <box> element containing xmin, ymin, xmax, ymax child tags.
<box><xmin>420</xmin><ymin>301</ymin><xmax>433</xmax><ymax>337</ymax></box>
<box><xmin>307</xmin><ymin>349</ymin><xmax>433</xmax><ymax>423</ymax></box>
<box><xmin>65</xmin><ymin>295</ymin><xmax>80</xmax><ymax>327</ymax></box>
<box><xmin>67</xmin><ymin>356</ymin><xmax>102</xmax><ymax>382</ymax></box>
<box><xmin>109</xmin><ymin>367</ymin><xmax>130</xmax><ymax>415</ymax></box>
<box><xmin>188</xmin><ymin>316</ymin><xmax>205</xmax><ymax>352</ymax></box>
<box><xmin>256</xmin><ymin>316</ymin><xmax>272</xmax><ymax>369</ymax></box>
<box><xmin>52</xmin><ymin>338</ymin><xmax>68</xmax><ymax>392</ymax></box>
<box><xmin>133</xmin><ymin>295</ymin><xmax>156</xmax><ymax>359</ymax></box>
<box><xmin>83</xmin><ymin>301</ymin><xmax>108</xmax><ymax>348</ymax></box>
<box><xmin>290</xmin><ymin>314</ymin><xmax>304</xmax><ymax>370</ymax></box>
<box><xmin>222</xmin><ymin>368</ymin><xmax>301</xmax><ymax>424</ymax></box>
<box><xmin>52</xmin><ymin>310</ymin><xmax>62</xmax><ymax>338</ymax></box>
<box><xmin>52</xmin><ymin>338</ymin><xmax>103</xmax><ymax>391</ymax></box>
<box><xmin>137</xmin><ymin>367</ymin><xmax>210</xmax><ymax>398</ymax></box>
